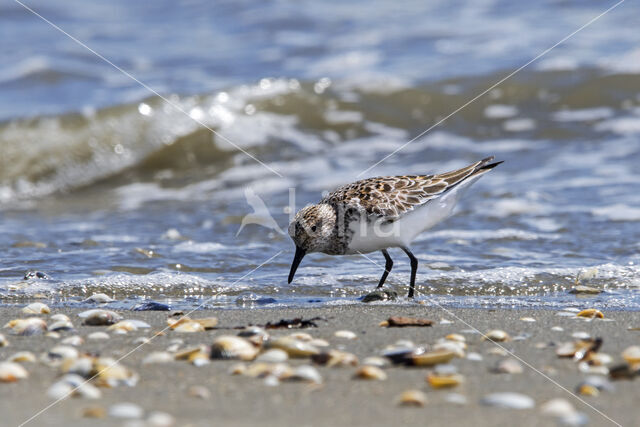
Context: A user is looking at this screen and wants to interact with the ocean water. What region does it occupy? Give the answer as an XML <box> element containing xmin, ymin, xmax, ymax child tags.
<box><xmin>1</xmin><ymin>0</ymin><xmax>640</xmax><ymax>310</ymax></box>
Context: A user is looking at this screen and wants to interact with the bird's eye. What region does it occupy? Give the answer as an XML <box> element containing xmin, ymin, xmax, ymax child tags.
<box><xmin>311</xmin><ymin>225</ymin><xmax>317</xmax><ymax>232</ymax></box>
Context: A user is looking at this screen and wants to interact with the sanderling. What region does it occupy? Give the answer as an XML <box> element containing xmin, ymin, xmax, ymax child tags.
<box><xmin>287</xmin><ymin>156</ymin><xmax>502</xmax><ymax>298</ymax></box>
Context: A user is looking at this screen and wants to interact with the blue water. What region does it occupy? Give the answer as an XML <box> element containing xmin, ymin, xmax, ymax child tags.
<box><xmin>1</xmin><ymin>0</ymin><xmax>640</xmax><ymax>310</ymax></box>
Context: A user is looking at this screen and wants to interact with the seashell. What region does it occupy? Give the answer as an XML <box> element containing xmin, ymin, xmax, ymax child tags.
<box><xmin>288</xmin><ymin>332</ymin><xmax>313</xmax><ymax>341</ymax></box>
<box><xmin>444</xmin><ymin>393</ymin><xmax>468</xmax><ymax>405</ymax></box>
<box><xmin>576</xmin><ymin>309</ymin><xmax>604</xmax><ymax>319</ymax></box>
<box><xmin>410</xmin><ymin>349</ymin><xmax>457</xmax><ymax>367</ymax></box>
<box><xmin>311</xmin><ymin>350</ymin><xmax>358</xmax><ymax>367</ymax></box>
<box><xmin>82</xmin><ymin>406</ymin><xmax>107</xmax><ymax>418</ymax></box>
<box><xmin>193</xmin><ymin>317</ymin><xmax>218</xmax><ymax>330</ymax></box>
<box><xmin>174</xmin><ymin>346</ymin><xmax>206</xmax><ymax>361</ymax></box>
<box><xmin>46</xmin><ymin>331</ymin><xmax>61</xmax><ymax>339</ymax></box>
<box><xmin>381</xmin><ymin>345</ymin><xmax>422</xmax><ymax>365</ymax></box>
<box><xmin>487</xmin><ymin>347</ymin><xmax>508</xmax><ymax>356</ymax></box>
<box><xmin>50</xmin><ymin>314</ymin><xmax>70</xmax><ymax>323</ymax></box>
<box><xmin>353</xmin><ymin>365</ymin><xmax>387</xmax><ymax>380</ymax></box>
<box><xmin>84</xmin><ymin>293</ymin><xmax>115</xmax><ymax>303</ymax></box>
<box><xmin>4</xmin><ymin>317</ymin><xmax>47</xmax><ymax>336</ymax></box>
<box><xmin>440</xmin><ymin>318</ymin><xmax>453</xmax><ymax>324</ymax></box>
<box><xmin>520</xmin><ymin>317</ymin><xmax>536</xmax><ymax>322</ymax></box>
<box><xmin>622</xmin><ymin>345</ymin><xmax>640</xmax><ymax>365</ymax></box>
<box><xmin>238</xmin><ymin>326</ymin><xmax>269</xmax><ymax>340</ymax></box>
<box><xmin>87</xmin><ymin>332</ymin><xmax>110</xmax><ymax>340</ymax></box>
<box><xmin>108</xmin><ymin>320</ymin><xmax>138</xmax><ymax>333</ymax></box>
<box><xmin>109</xmin><ymin>402</ymin><xmax>145</xmax><ymax>419</ymax></box>
<box><xmin>143</xmin><ymin>352</ymin><xmax>173</xmax><ymax>365</ymax></box>
<box><xmin>60</xmin><ymin>356</ymin><xmax>94</xmax><ymax>377</ymax></box>
<box><xmin>540</xmin><ymin>398</ymin><xmax>576</xmax><ymax>417</ymax></box>
<box><xmin>264</xmin><ymin>375</ymin><xmax>280</xmax><ymax>387</ymax></box>
<box><xmin>571</xmin><ymin>331</ymin><xmax>590</xmax><ymax>340</ymax></box>
<box><xmin>578</xmin><ymin>362</ymin><xmax>608</xmax><ymax>375</ymax></box>
<box><xmin>334</xmin><ymin>330</ymin><xmax>357</xmax><ymax>340</ymax></box>
<box><xmin>434</xmin><ymin>364</ymin><xmax>458</xmax><ymax>375</ymax></box>
<box><xmin>309</xmin><ymin>338</ymin><xmax>330</xmax><ymax>347</ymax></box>
<box><xmin>256</xmin><ymin>349</ymin><xmax>289</xmax><ymax>363</ymax></box>
<box><xmin>397</xmin><ymin>389</ymin><xmax>427</xmax><ymax>407</ymax></box>
<box><xmin>481</xmin><ymin>392</ymin><xmax>535</xmax><ymax>409</ymax></box>
<box><xmin>188</xmin><ymin>385</ymin><xmax>210</xmax><ymax>399</ymax></box>
<box><xmin>93</xmin><ymin>357</ymin><xmax>139</xmax><ymax>387</ymax></box>
<box><xmin>146</xmin><ymin>411</ymin><xmax>175</xmax><ymax>427</ymax></box>
<box><xmin>493</xmin><ymin>358</ymin><xmax>523</xmax><ymax>374</ymax></box>
<box><xmin>426</xmin><ymin>372</ymin><xmax>464</xmax><ymax>388</ymax></box>
<box><xmin>229</xmin><ymin>363</ymin><xmax>247</xmax><ymax>375</ymax></box>
<box><xmin>189</xmin><ymin>350</ymin><xmax>209</xmax><ymax>366</ymax></box>
<box><xmin>79</xmin><ymin>309</ymin><xmax>123</xmax><ymax>326</ymax></box>
<box><xmin>445</xmin><ymin>333</ymin><xmax>466</xmax><ymax>343</ymax></box>
<box><xmin>46</xmin><ymin>345</ymin><xmax>79</xmax><ymax>363</ymax></box>
<box><xmin>210</xmin><ymin>336</ymin><xmax>259</xmax><ymax>361</ymax></box>
<box><xmin>577</xmin><ymin>384</ymin><xmax>599</xmax><ymax>396</ymax></box>
<box><xmin>483</xmin><ymin>329</ymin><xmax>510</xmax><ymax>342</ymax></box>
<box><xmin>0</xmin><ymin>361</ymin><xmax>29</xmax><ymax>382</ymax></box>
<box><xmin>551</xmin><ymin>326</ymin><xmax>564</xmax><ymax>332</ymax></box>
<box><xmin>8</xmin><ymin>351</ymin><xmax>36</xmax><ymax>363</ymax></box>
<box><xmin>556</xmin><ymin>342</ymin><xmax>577</xmax><ymax>357</ymax></box>
<box><xmin>285</xmin><ymin>365</ymin><xmax>322</xmax><ymax>384</ymax></box>
<box><xmin>22</xmin><ymin>302</ymin><xmax>50</xmax><ymax>315</ymax></box>
<box><xmin>0</xmin><ymin>333</ymin><xmax>7</xmax><ymax>347</ymax></box>
<box><xmin>48</xmin><ymin>374</ymin><xmax>102</xmax><ymax>400</ymax></box>
<box><xmin>245</xmin><ymin>362</ymin><xmax>292</xmax><ymax>379</ymax></box>
<box><xmin>467</xmin><ymin>352</ymin><xmax>483</xmax><ymax>361</ymax></box>
<box><xmin>49</xmin><ymin>320</ymin><xmax>75</xmax><ymax>332</ymax></box>
<box><xmin>362</xmin><ymin>356</ymin><xmax>389</xmax><ymax>368</ymax></box>
<box><xmin>433</xmin><ymin>341</ymin><xmax>466</xmax><ymax>357</ymax></box>
<box><xmin>266</xmin><ymin>337</ymin><xmax>319</xmax><ymax>358</ymax></box>
<box><xmin>61</xmin><ymin>335</ymin><xmax>84</xmax><ymax>346</ymax></box>
<box><xmin>173</xmin><ymin>321</ymin><xmax>205</xmax><ymax>333</ymax></box>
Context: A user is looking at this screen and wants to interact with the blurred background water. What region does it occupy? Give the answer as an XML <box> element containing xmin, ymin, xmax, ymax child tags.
<box><xmin>1</xmin><ymin>0</ymin><xmax>639</xmax><ymax>310</ymax></box>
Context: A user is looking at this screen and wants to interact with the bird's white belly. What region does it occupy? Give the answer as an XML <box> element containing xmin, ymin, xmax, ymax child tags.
<box><xmin>344</xmin><ymin>175</ymin><xmax>481</xmax><ymax>254</ymax></box>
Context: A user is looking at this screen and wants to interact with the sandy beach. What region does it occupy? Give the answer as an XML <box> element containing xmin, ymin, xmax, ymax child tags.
<box><xmin>0</xmin><ymin>304</ymin><xmax>636</xmax><ymax>427</ymax></box>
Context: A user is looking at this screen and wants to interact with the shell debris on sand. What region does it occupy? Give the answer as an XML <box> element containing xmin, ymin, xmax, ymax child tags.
<box><xmin>481</xmin><ymin>392</ymin><xmax>535</xmax><ymax>409</ymax></box>
<box><xmin>397</xmin><ymin>390</ymin><xmax>427</xmax><ymax>407</ymax></box>
<box><xmin>22</xmin><ymin>302</ymin><xmax>50</xmax><ymax>314</ymax></box>
<box><xmin>353</xmin><ymin>365</ymin><xmax>387</xmax><ymax>380</ymax></box>
<box><xmin>482</xmin><ymin>330</ymin><xmax>510</xmax><ymax>342</ymax></box>
<box><xmin>576</xmin><ymin>309</ymin><xmax>604</xmax><ymax>319</ymax></box>
<box><xmin>426</xmin><ymin>372</ymin><xmax>464</xmax><ymax>388</ymax></box>
<box><xmin>266</xmin><ymin>337</ymin><xmax>320</xmax><ymax>358</ymax></box>
<box><xmin>0</xmin><ymin>361</ymin><xmax>29</xmax><ymax>382</ymax></box>
<box><xmin>79</xmin><ymin>309</ymin><xmax>123</xmax><ymax>326</ymax></box>
<box><xmin>4</xmin><ymin>317</ymin><xmax>47</xmax><ymax>336</ymax></box>
<box><xmin>334</xmin><ymin>330</ymin><xmax>357</xmax><ymax>340</ymax></box>
<box><xmin>210</xmin><ymin>336</ymin><xmax>259</xmax><ymax>361</ymax></box>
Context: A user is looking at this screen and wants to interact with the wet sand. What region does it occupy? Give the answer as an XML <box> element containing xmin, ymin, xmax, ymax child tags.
<box><xmin>0</xmin><ymin>304</ymin><xmax>637</xmax><ymax>427</ymax></box>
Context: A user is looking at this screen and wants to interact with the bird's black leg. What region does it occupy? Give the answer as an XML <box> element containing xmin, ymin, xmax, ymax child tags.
<box><xmin>401</xmin><ymin>247</ymin><xmax>418</xmax><ymax>298</ymax></box>
<box><xmin>377</xmin><ymin>249</ymin><xmax>393</xmax><ymax>289</ymax></box>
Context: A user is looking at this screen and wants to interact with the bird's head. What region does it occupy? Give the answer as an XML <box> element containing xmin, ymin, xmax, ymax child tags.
<box><xmin>287</xmin><ymin>203</ymin><xmax>336</xmax><ymax>283</ymax></box>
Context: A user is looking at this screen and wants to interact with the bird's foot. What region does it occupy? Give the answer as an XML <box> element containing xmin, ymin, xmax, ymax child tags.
<box><xmin>360</xmin><ymin>288</ymin><xmax>398</xmax><ymax>303</ymax></box>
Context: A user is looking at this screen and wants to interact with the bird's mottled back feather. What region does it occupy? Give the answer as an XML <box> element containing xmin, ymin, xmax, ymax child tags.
<box><xmin>321</xmin><ymin>157</ymin><xmax>498</xmax><ymax>219</ymax></box>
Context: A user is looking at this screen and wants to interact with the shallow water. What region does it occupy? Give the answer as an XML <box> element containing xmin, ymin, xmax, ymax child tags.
<box><xmin>1</xmin><ymin>0</ymin><xmax>640</xmax><ymax>310</ymax></box>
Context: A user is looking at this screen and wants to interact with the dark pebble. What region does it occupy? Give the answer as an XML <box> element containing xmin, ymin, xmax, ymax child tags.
<box><xmin>133</xmin><ymin>301</ymin><xmax>170</xmax><ymax>311</ymax></box>
<box><xmin>360</xmin><ymin>289</ymin><xmax>398</xmax><ymax>303</ymax></box>
<box><xmin>23</xmin><ymin>271</ymin><xmax>49</xmax><ymax>280</ymax></box>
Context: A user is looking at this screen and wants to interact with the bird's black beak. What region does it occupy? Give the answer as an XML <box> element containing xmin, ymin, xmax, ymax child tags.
<box><xmin>288</xmin><ymin>246</ymin><xmax>306</xmax><ymax>284</ymax></box>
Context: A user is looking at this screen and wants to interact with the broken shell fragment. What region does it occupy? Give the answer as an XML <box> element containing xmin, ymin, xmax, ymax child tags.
<box><xmin>193</xmin><ymin>317</ymin><xmax>218</xmax><ymax>330</ymax></box>
<box><xmin>256</xmin><ymin>349</ymin><xmax>289</xmax><ymax>363</ymax></box>
<box><xmin>0</xmin><ymin>334</ymin><xmax>7</xmax><ymax>347</ymax></box>
<box><xmin>353</xmin><ymin>365</ymin><xmax>387</xmax><ymax>380</ymax></box>
<box><xmin>175</xmin><ymin>346</ymin><xmax>206</xmax><ymax>361</ymax></box>
<box><xmin>622</xmin><ymin>346</ymin><xmax>640</xmax><ymax>365</ymax></box>
<box><xmin>493</xmin><ymin>358</ymin><xmax>523</xmax><ymax>374</ymax></box>
<box><xmin>445</xmin><ymin>333</ymin><xmax>466</xmax><ymax>343</ymax></box>
<box><xmin>286</xmin><ymin>365</ymin><xmax>322</xmax><ymax>384</ymax></box>
<box><xmin>481</xmin><ymin>392</ymin><xmax>535</xmax><ymax>409</ymax></box>
<box><xmin>210</xmin><ymin>336</ymin><xmax>258</xmax><ymax>361</ymax></box>
<box><xmin>410</xmin><ymin>350</ymin><xmax>457</xmax><ymax>367</ymax></box>
<box><xmin>8</xmin><ymin>351</ymin><xmax>37</xmax><ymax>363</ymax></box>
<box><xmin>576</xmin><ymin>309</ymin><xmax>604</xmax><ymax>319</ymax></box>
<box><xmin>87</xmin><ymin>332</ymin><xmax>110</xmax><ymax>340</ymax></box>
<box><xmin>49</xmin><ymin>320</ymin><xmax>75</xmax><ymax>332</ymax></box>
<box><xmin>22</xmin><ymin>302</ymin><xmax>50</xmax><ymax>315</ymax></box>
<box><xmin>266</xmin><ymin>337</ymin><xmax>319</xmax><ymax>358</ymax></box>
<box><xmin>4</xmin><ymin>317</ymin><xmax>47</xmax><ymax>336</ymax></box>
<box><xmin>426</xmin><ymin>372</ymin><xmax>464</xmax><ymax>388</ymax></box>
<box><xmin>311</xmin><ymin>350</ymin><xmax>358</xmax><ymax>367</ymax></box>
<box><xmin>397</xmin><ymin>390</ymin><xmax>427</xmax><ymax>407</ymax></box>
<box><xmin>334</xmin><ymin>330</ymin><xmax>357</xmax><ymax>340</ymax></box>
<box><xmin>79</xmin><ymin>309</ymin><xmax>123</xmax><ymax>326</ymax></box>
<box><xmin>483</xmin><ymin>330</ymin><xmax>510</xmax><ymax>342</ymax></box>
<box><xmin>143</xmin><ymin>352</ymin><xmax>174</xmax><ymax>365</ymax></box>
<box><xmin>0</xmin><ymin>362</ymin><xmax>28</xmax><ymax>382</ymax></box>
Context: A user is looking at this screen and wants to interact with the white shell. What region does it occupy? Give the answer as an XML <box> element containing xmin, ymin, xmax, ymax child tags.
<box><xmin>22</xmin><ymin>302</ymin><xmax>50</xmax><ymax>314</ymax></box>
<box><xmin>481</xmin><ymin>392</ymin><xmax>535</xmax><ymax>409</ymax></box>
<box><xmin>0</xmin><ymin>361</ymin><xmax>29</xmax><ymax>382</ymax></box>
<box><xmin>109</xmin><ymin>402</ymin><xmax>145</xmax><ymax>419</ymax></box>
